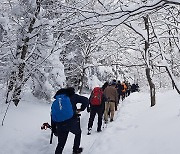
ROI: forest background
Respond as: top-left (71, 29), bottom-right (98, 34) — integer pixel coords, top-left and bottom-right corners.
top-left (0, 1), bottom-right (180, 154)
top-left (0, 0), bottom-right (180, 113)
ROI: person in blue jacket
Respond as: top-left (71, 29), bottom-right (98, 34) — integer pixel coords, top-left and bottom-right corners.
top-left (52, 87), bottom-right (88, 154)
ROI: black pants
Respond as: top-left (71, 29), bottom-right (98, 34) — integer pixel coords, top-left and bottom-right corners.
top-left (88, 106), bottom-right (104, 130)
top-left (122, 92), bottom-right (126, 101)
top-left (126, 90), bottom-right (130, 96)
top-left (55, 117), bottom-right (81, 154)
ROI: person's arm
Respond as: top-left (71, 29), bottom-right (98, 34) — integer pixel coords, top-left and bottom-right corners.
top-left (74, 94), bottom-right (89, 111)
top-left (89, 92), bottom-right (93, 107)
top-left (102, 94), bottom-right (107, 103)
top-left (87, 94), bottom-right (92, 112)
top-left (115, 89), bottom-right (119, 104)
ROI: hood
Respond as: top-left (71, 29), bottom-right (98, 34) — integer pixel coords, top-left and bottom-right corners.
top-left (54, 87), bottom-right (75, 99)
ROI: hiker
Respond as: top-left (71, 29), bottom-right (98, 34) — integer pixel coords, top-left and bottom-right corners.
top-left (121, 81), bottom-right (127, 101)
top-left (135, 83), bottom-right (139, 92)
top-left (131, 83), bottom-right (136, 92)
top-left (103, 80), bottom-right (118, 123)
top-left (51, 87), bottom-right (88, 154)
top-left (116, 80), bottom-right (123, 102)
top-left (131, 83), bottom-right (139, 92)
top-left (125, 81), bottom-right (131, 97)
top-left (87, 82), bottom-right (108, 135)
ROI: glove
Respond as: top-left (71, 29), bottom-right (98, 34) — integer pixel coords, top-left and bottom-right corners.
top-left (76, 109), bottom-right (81, 113)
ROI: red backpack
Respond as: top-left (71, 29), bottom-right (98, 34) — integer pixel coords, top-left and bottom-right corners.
top-left (90, 87), bottom-right (103, 106)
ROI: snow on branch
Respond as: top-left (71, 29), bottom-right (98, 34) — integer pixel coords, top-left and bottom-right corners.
top-left (63, 0), bottom-right (180, 28)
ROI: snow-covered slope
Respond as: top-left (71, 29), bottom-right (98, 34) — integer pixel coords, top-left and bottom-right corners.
top-left (0, 89), bottom-right (180, 154)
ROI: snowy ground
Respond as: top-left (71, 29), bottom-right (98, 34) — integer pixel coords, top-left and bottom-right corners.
top-left (1, 89), bottom-right (180, 154)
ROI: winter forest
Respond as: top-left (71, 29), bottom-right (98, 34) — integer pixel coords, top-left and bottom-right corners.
top-left (0, 0), bottom-right (179, 106)
top-left (0, 0), bottom-right (180, 154)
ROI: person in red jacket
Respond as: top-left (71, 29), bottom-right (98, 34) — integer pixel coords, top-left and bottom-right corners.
top-left (87, 82), bottom-right (108, 135)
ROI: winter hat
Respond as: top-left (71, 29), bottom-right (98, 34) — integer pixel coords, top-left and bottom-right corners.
top-left (111, 79), bottom-right (116, 85)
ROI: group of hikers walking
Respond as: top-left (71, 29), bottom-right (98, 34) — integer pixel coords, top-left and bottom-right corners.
top-left (87, 79), bottom-right (138, 135)
top-left (42, 80), bottom-right (139, 154)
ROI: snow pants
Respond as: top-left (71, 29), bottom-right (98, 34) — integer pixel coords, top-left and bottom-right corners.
top-left (55, 117), bottom-right (81, 154)
top-left (87, 106), bottom-right (104, 131)
top-left (104, 101), bottom-right (115, 121)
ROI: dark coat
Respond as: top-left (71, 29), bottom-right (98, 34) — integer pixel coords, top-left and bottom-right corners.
top-left (51, 87), bottom-right (88, 135)
top-left (116, 83), bottom-right (123, 95)
top-left (53, 88), bottom-right (88, 153)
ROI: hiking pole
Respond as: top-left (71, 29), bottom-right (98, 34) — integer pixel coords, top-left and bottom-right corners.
top-left (41, 123), bottom-right (53, 144)
top-left (50, 130), bottom-right (53, 144)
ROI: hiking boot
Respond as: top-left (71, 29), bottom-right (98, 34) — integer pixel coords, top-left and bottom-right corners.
top-left (73, 147), bottom-right (83, 154)
top-left (110, 119), bottom-right (113, 122)
top-left (87, 128), bottom-right (91, 135)
top-left (104, 120), bottom-right (108, 124)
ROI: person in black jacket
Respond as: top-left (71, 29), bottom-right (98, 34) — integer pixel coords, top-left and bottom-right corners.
top-left (116, 80), bottom-right (123, 103)
top-left (53, 87), bottom-right (88, 154)
top-left (87, 82), bottom-right (108, 135)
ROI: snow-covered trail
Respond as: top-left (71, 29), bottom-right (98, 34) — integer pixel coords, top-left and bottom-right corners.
top-left (1, 90), bottom-right (180, 154)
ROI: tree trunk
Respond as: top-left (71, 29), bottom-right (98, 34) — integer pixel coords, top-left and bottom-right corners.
top-left (144, 15), bottom-right (156, 107)
top-left (146, 67), bottom-right (156, 107)
top-left (5, 71), bottom-right (16, 103)
top-left (12, 62), bottom-right (26, 106)
top-left (77, 68), bottom-right (86, 94)
top-left (6, 0), bottom-right (41, 106)
top-left (165, 66), bottom-right (180, 94)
